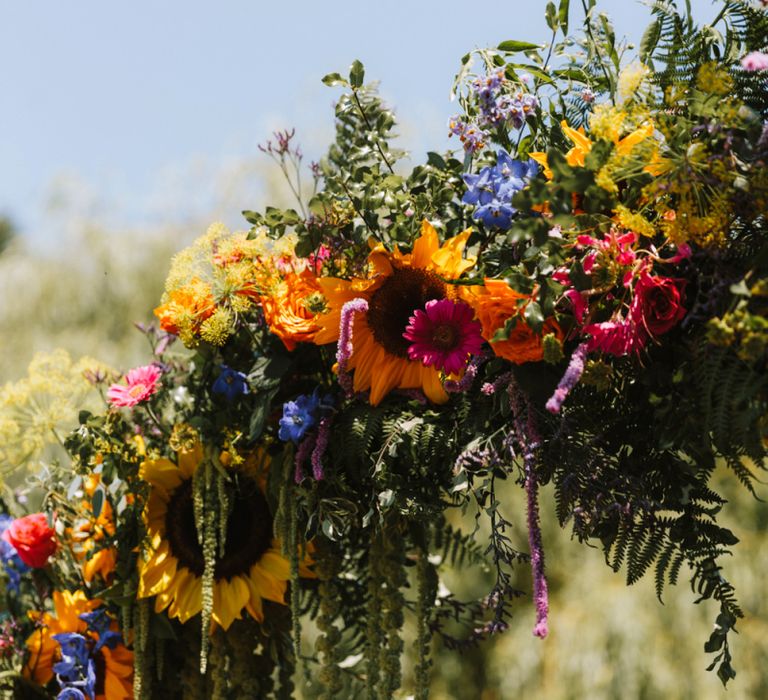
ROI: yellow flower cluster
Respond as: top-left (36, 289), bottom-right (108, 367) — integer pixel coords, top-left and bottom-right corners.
top-left (0, 350), bottom-right (111, 477)
top-left (155, 223), bottom-right (300, 347)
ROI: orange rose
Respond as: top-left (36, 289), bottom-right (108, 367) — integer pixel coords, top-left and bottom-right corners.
top-left (469, 279), bottom-right (563, 364)
top-left (261, 269), bottom-right (323, 350)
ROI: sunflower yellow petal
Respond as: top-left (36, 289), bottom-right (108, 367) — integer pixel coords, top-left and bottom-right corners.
top-left (177, 443), bottom-right (203, 479)
top-left (411, 220), bottom-right (440, 268)
top-left (250, 564), bottom-right (288, 604)
top-left (421, 367), bottom-right (449, 405)
top-left (212, 577), bottom-right (249, 631)
top-left (139, 458), bottom-right (182, 492)
top-left (431, 228), bottom-right (475, 278)
top-left (258, 550), bottom-right (291, 580)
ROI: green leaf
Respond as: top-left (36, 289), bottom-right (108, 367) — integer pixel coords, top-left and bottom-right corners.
top-left (497, 40), bottom-right (543, 52)
top-left (349, 60), bottom-right (365, 89)
top-left (321, 72), bottom-right (348, 87)
top-left (91, 489), bottom-right (104, 520)
top-left (639, 18), bottom-right (661, 62)
top-left (78, 410), bottom-right (92, 425)
top-left (524, 301), bottom-right (545, 332)
top-left (242, 210), bottom-right (263, 226)
top-left (545, 1), bottom-right (557, 31)
top-left (558, 0), bottom-right (570, 34)
top-left (248, 389), bottom-right (277, 442)
top-left (504, 272), bottom-right (535, 295)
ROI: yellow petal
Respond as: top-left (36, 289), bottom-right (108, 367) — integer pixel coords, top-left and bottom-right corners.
top-left (212, 577), bottom-right (249, 631)
top-left (616, 121), bottom-right (655, 156)
top-left (139, 458), bottom-right (182, 492)
top-left (421, 367), bottom-right (448, 405)
top-left (431, 228), bottom-right (475, 278)
top-left (411, 220), bottom-right (440, 268)
top-left (178, 443), bottom-right (203, 478)
top-left (250, 564), bottom-right (288, 604)
top-left (561, 120), bottom-right (592, 154)
top-left (258, 550), bottom-right (291, 580)
top-left (528, 151), bottom-right (552, 179)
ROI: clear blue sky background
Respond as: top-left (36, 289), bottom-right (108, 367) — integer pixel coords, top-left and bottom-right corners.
top-left (1, 0), bottom-right (717, 241)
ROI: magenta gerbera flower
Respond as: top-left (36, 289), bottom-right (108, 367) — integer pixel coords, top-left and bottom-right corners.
top-left (107, 364), bottom-right (163, 407)
top-left (403, 299), bottom-right (483, 375)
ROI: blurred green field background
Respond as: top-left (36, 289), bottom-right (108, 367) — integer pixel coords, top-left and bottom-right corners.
top-left (0, 167), bottom-right (765, 700)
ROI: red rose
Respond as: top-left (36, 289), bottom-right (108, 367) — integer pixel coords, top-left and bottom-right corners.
top-left (2, 513), bottom-right (57, 568)
top-left (632, 272), bottom-right (687, 337)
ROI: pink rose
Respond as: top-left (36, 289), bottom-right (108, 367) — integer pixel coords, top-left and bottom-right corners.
top-left (2, 513), bottom-right (57, 568)
top-left (632, 272), bottom-right (687, 337)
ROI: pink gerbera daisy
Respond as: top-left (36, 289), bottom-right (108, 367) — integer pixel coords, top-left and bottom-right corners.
top-left (403, 299), bottom-right (484, 375)
top-left (107, 364), bottom-right (163, 407)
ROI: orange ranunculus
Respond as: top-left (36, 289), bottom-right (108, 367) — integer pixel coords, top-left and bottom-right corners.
top-left (153, 278), bottom-right (216, 337)
top-left (260, 269), bottom-right (323, 350)
top-left (468, 279), bottom-right (563, 364)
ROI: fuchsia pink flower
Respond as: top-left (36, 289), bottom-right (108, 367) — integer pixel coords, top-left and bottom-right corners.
top-left (107, 364), bottom-right (163, 407)
top-left (403, 299), bottom-right (484, 375)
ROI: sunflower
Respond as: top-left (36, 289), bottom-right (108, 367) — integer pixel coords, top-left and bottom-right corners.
top-left (313, 220), bottom-right (476, 405)
top-left (138, 444), bottom-right (305, 631)
top-left (24, 590), bottom-right (133, 700)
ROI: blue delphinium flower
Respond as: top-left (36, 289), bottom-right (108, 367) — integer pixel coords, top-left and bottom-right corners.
top-left (0, 514), bottom-right (28, 593)
top-left (278, 390), bottom-right (333, 443)
top-left (462, 150), bottom-right (539, 229)
top-left (52, 632), bottom-right (96, 700)
top-left (80, 608), bottom-right (122, 652)
top-left (212, 365), bottom-right (250, 401)
top-left (57, 689), bottom-right (87, 700)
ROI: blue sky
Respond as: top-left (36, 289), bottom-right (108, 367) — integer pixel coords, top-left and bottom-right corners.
top-left (0, 0), bottom-right (717, 241)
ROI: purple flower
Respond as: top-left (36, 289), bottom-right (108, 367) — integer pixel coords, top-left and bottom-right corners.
top-left (337, 298), bottom-right (369, 396)
top-left (212, 365), bottom-right (249, 401)
top-left (463, 150), bottom-right (539, 229)
top-left (448, 116), bottom-right (487, 154)
top-left (546, 342), bottom-right (589, 414)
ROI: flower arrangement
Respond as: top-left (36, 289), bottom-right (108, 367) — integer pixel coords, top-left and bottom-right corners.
top-left (1, 1), bottom-right (767, 697)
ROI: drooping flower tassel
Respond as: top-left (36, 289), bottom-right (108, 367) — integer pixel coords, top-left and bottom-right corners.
top-left (509, 380), bottom-right (549, 639)
top-left (337, 298), bottom-right (369, 397)
top-left (524, 409), bottom-right (549, 638)
top-left (545, 342), bottom-right (588, 414)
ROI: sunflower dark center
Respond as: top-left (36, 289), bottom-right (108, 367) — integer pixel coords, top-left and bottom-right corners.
top-left (164, 476), bottom-right (273, 581)
top-left (432, 323), bottom-right (459, 351)
top-left (367, 266), bottom-right (446, 358)
top-left (94, 649), bottom-right (106, 696)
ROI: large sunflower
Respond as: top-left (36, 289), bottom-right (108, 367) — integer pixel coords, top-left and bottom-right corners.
top-left (138, 444), bottom-right (301, 631)
top-left (24, 590), bottom-right (133, 700)
top-left (313, 220), bottom-right (476, 405)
